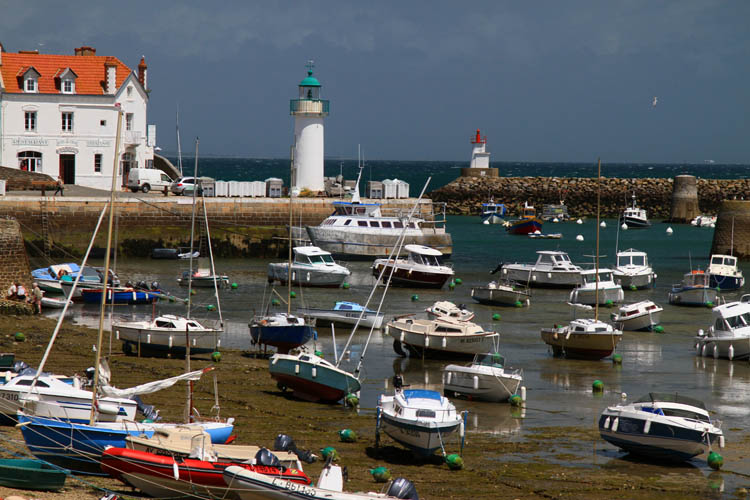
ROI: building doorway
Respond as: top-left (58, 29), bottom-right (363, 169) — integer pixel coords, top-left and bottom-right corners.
top-left (120, 152), bottom-right (135, 187)
top-left (59, 154), bottom-right (75, 185)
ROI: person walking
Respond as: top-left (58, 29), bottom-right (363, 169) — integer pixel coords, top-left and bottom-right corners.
top-left (54, 175), bottom-right (64, 196)
top-left (29, 282), bottom-right (43, 313)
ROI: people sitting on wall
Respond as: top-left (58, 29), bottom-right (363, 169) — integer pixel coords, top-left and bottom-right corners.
top-left (16, 283), bottom-right (27, 302)
top-left (6, 282), bottom-right (18, 300)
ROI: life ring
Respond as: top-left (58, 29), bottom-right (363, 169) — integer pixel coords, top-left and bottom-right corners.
top-left (260, 320), bottom-right (268, 326)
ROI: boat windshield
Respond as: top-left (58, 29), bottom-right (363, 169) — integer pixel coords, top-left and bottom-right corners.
top-left (631, 255), bottom-right (645, 266)
top-left (476, 353), bottom-right (504, 368)
top-left (685, 273), bottom-right (709, 287)
top-left (724, 312), bottom-right (750, 329)
top-left (309, 254), bottom-right (334, 265)
top-left (553, 254), bottom-right (571, 263)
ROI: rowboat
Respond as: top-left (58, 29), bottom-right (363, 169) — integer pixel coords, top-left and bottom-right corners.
top-left (0, 458), bottom-right (68, 491)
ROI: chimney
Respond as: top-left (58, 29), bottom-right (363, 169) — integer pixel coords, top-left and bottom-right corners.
top-left (74, 46), bottom-right (96, 56)
top-left (137, 56), bottom-right (147, 90)
top-left (105, 57), bottom-right (117, 95)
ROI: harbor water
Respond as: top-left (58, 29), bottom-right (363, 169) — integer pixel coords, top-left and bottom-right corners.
top-left (47, 214), bottom-right (750, 472)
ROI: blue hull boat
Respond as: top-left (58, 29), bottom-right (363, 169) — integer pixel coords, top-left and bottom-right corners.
top-left (249, 313), bottom-right (314, 354)
top-left (80, 288), bottom-right (163, 305)
top-left (17, 414), bottom-right (234, 475)
top-left (709, 274), bottom-right (744, 291)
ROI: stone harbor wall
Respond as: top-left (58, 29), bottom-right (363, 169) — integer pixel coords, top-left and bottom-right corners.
top-left (711, 200), bottom-right (750, 259)
top-left (0, 218), bottom-right (34, 314)
top-left (430, 176), bottom-right (750, 218)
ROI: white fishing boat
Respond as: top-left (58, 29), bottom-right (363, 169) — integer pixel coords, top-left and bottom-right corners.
top-left (377, 376), bottom-right (463, 456)
top-left (425, 301), bottom-right (474, 322)
top-left (177, 267), bottom-right (229, 288)
top-left (470, 280), bottom-right (531, 307)
top-left (268, 246), bottom-right (350, 288)
top-left (443, 352), bottom-right (523, 402)
top-left (569, 268), bottom-right (624, 306)
top-left (372, 244), bottom-right (454, 289)
top-left (599, 393), bottom-right (724, 461)
top-left (113, 314), bottom-right (221, 357)
top-left (269, 348), bottom-right (361, 403)
top-left (306, 168), bottom-right (452, 259)
top-left (386, 317), bottom-right (499, 359)
top-left (500, 250), bottom-right (583, 288)
top-left (224, 462), bottom-right (419, 500)
top-left (0, 374), bottom-right (136, 424)
top-left (668, 270), bottom-right (718, 306)
top-left (691, 215), bottom-right (716, 227)
top-left (611, 300), bottom-right (663, 331)
top-left (707, 254), bottom-right (744, 291)
top-left (613, 248), bottom-right (656, 290)
top-left (297, 301), bottom-right (384, 329)
top-left (619, 193), bottom-right (650, 228)
top-left (695, 296), bottom-right (750, 360)
top-left (480, 197), bottom-right (506, 225)
top-left (541, 318), bottom-right (622, 360)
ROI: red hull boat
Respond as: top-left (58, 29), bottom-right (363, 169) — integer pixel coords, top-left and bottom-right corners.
top-left (101, 447), bottom-right (310, 498)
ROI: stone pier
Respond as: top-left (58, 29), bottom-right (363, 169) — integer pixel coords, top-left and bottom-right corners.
top-left (670, 175), bottom-right (700, 223)
top-left (710, 200), bottom-right (750, 259)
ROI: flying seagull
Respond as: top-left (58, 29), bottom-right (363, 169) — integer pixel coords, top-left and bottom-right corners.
top-left (652, 96), bottom-right (658, 107)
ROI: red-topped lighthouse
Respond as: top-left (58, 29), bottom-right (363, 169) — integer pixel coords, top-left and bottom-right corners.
top-left (461, 129), bottom-right (498, 177)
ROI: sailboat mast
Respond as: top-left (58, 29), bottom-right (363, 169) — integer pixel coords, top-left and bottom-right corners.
top-left (595, 158), bottom-right (601, 322)
top-left (288, 145), bottom-right (294, 316)
top-left (187, 138), bottom-right (199, 320)
top-left (89, 108), bottom-right (124, 426)
top-left (176, 107), bottom-right (183, 176)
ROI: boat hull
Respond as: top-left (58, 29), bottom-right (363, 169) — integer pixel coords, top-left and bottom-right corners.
top-left (268, 263), bottom-right (349, 288)
top-left (372, 263), bottom-right (452, 289)
top-left (249, 325), bottom-right (314, 354)
top-left (470, 286), bottom-right (530, 306)
top-left (506, 218), bottom-right (543, 235)
top-left (177, 276), bottom-right (229, 287)
top-left (0, 459), bottom-right (68, 491)
top-left (296, 308), bottom-right (383, 329)
top-left (379, 412), bottom-right (460, 456)
top-left (387, 326), bottom-right (499, 359)
top-left (569, 286), bottom-right (624, 306)
top-left (598, 415), bottom-right (720, 461)
top-left (481, 213), bottom-right (504, 224)
top-left (620, 216), bottom-right (651, 228)
top-left (668, 288), bottom-right (718, 306)
top-left (80, 288), bottom-right (162, 305)
top-left (708, 274), bottom-right (744, 291)
top-left (614, 311), bottom-right (662, 331)
top-left (614, 272), bottom-right (655, 290)
top-left (540, 329), bottom-right (621, 360)
top-left (306, 226), bottom-right (453, 259)
top-left (500, 267), bottom-right (581, 288)
top-left (695, 336), bottom-right (750, 360)
top-left (115, 325), bottom-right (220, 357)
top-left (269, 358), bottom-right (361, 403)
top-left (442, 367), bottom-right (521, 402)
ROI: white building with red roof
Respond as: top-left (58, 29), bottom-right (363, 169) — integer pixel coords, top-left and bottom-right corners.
top-left (0, 45), bottom-right (155, 189)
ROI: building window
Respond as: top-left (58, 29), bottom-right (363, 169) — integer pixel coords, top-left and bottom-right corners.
top-left (94, 154), bottom-right (102, 173)
top-left (25, 78), bottom-right (37, 93)
top-left (24, 111), bottom-right (37, 131)
top-left (18, 151), bottom-right (42, 172)
top-left (120, 152), bottom-right (135, 176)
top-left (127, 86), bottom-right (133, 97)
top-left (125, 113), bottom-right (133, 131)
top-left (61, 112), bottom-right (73, 132)
top-left (62, 79), bottom-right (74, 94)
top-left (100, 119), bottom-right (107, 126)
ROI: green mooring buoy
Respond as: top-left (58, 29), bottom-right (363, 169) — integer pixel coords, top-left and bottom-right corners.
top-left (369, 466), bottom-right (391, 483)
top-left (338, 429), bottom-right (357, 443)
top-left (592, 380), bottom-right (604, 392)
top-left (707, 451), bottom-right (723, 470)
top-left (231, 282), bottom-right (238, 289)
top-left (653, 325), bottom-right (664, 333)
top-left (411, 294), bottom-right (419, 301)
top-left (14, 332), bottom-right (25, 342)
top-left (211, 351), bottom-right (222, 363)
top-left (345, 393), bottom-right (359, 407)
top-left (320, 446), bottom-right (339, 462)
top-left (445, 454), bottom-right (464, 470)
top-left (612, 353), bottom-right (623, 365)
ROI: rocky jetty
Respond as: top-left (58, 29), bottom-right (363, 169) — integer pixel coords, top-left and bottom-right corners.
top-left (430, 176), bottom-right (750, 219)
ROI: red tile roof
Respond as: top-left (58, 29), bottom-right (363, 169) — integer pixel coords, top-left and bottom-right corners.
top-left (1, 51), bottom-right (133, 95)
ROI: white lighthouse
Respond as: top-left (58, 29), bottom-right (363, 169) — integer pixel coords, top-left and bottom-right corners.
top-left (469, 129), bottom-right (490, 168)
top-left (290, 61), bottom-right (329, 192)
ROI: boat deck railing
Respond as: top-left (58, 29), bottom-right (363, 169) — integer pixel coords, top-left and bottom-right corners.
top-left (380, 202), bottom-right (448, 234)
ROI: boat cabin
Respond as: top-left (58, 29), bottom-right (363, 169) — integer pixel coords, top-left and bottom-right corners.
top-left (331, 201), bottom-right (381, 217)
top-left (393, 389), bottom-right (453, 420)
top-left (617, 249), bottom-right (648, 268)
top-left (405, 244), bottom-right (445, 267)
top-left (569, 318), bottom-right (615, 333)
top-left (682, 271), bottom-right (710, 288)
top-left (633, 393), bottom-right (710, 423)
top-left (708, 254), bottom-right (739, 273)
top-left (534, 251), bottom-right (577, 270)
top-left (581, 269), bottom-right (615, 285)
top-left (333, 301), bottom-right (371, 312)
top-left (293, 246), bottom-right (336, 266)
top-left (711, 301), bottom-right (750, 333)
top-left (521, 202), bottom-right (536, 219)
top-left (152, 315), bottom-right (204, 330)
top-left (482, 199), bottom-right (507, 216)
top-left (474, 352), bottom-right (505, 368)
top-left (617, 301), bottom-right (661, 317)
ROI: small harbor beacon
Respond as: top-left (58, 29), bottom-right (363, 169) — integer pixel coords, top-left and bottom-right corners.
top-left (290, 61), bottom-right (328, 192)
top-left (461, 129), bottom-right (498, 177)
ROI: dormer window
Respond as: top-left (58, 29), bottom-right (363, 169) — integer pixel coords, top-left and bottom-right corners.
top-left (19, 67), bottom-right (41, 93)
top-left (62, 79), bottom-right (74, 93)
top-left (55, 68), bottom-right (77, 94)
top-left (25, 78), bottom-right (38, 92)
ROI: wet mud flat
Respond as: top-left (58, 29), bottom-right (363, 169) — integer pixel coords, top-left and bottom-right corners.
top-left (0, 315), bottom-right (748, 499)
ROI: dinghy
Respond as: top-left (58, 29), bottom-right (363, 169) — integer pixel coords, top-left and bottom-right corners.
top-left (0, 458), bottom-right (68, 491)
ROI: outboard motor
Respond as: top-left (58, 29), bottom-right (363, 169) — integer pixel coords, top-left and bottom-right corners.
top-left (13, 361), bottom-right (29, 374)
top-left (392, 374), bottom-right (404, 391)
top-left (133, 395), bottom-right (160, 421)
top-left (136, 280), bottom-right (148, 290)
top-left (85, 366), bottom-right (96, 380)
top-left (150, 281), bottom-right (160, 291)
top-left (386, 478), bottom-right (419, 500)
top-left (273, 434), bottom-right (317, 463)
top-left (255, 447), bottom-right (281, 467)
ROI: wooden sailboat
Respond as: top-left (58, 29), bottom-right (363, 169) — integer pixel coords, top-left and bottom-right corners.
top-left (540, 159), bottom-right (622, 359)
top-left (249, 146), bottom-right (314, 354)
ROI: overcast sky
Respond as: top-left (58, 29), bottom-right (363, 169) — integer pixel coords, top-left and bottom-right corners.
top-left (2, 1), bottom-right (748, 163)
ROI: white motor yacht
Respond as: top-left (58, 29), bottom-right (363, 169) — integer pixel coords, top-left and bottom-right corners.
top-left (541, 318), bottom-right (622, 360)
top-left (500, 250), bottom-right (583, 288)
top-left (268, 246), bottom-right (350, 288)
top-left (386, 317), bottom-right (499, 359)
top-left (569, 269), bottom-right (624, 306)
top-left (611, 300), bottom-right (663, 331)
top-left (613, 248), bottom-right (656, 290)
top-left (619, 193), bottom-right (650, 228)
top-left (443, 352), bottom-right (523, 402)
top-left (425, 301), bottom-right (474, 322)
top-left (372, 245), bottom-right (454, 289)
top-left (668, 270), bottom-right (718, 307)
top-left (695, 296), bottom-right (750, 360)
top-left (707, 254), bottom-right (744, 291)
top-left (113, 314), bottom-right (221, 357)
top-left (599, 393), bottom-right (724, 461)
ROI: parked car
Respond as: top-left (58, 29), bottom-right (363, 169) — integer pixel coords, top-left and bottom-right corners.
top-left (170, 176), bottom-right (205, 196)
top-left (127, 168), bottom-right (174, 193)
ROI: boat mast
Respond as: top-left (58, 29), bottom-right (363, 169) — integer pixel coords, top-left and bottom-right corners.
top-left (89, 108), bottom-right (124, 425)
top-left (176, 106), bottom-right (184, 176)
top-left (287, 145), bottom-right (293, 316)
top-left (187, 138), bottom-right (199, 320)
top-left (595, 158), bottom-right (601, 322)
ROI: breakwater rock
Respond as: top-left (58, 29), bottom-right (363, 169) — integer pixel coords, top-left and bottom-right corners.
top-left (430, 176), bottom-right (750, 218)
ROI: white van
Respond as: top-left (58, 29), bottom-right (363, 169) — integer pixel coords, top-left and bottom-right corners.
top-left (127, 168), bottom-right (174, 193)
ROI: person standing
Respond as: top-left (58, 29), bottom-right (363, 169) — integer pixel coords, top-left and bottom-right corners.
top-left (30, 283), bottom-right (43, 313)
top-left (54, 175), bottom-right (64, 196)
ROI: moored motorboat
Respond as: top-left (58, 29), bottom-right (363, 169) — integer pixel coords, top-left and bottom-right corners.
top-left (425, 300), bottom-right (474, 322)
top-left (542, 203), bottom-right (570, 222)
top-left (470, 279), bottom-right (531, 307)
top-left (695, 296), bottom-right (750, 360)
top-left (377, 376), bottom-right (463, 456)
top-left (268, 246), bottom-right (351, 288)
top-left (613, 248), bottom-right (656, 290)
top-left (386, 317), bottom-right (499, 359)
top-left (297, 301), bottom-right (384, 329)
top-left (619, 193), bottom-right (650, 228)
top-left (480, 197), bottom-right (506, 225)
top-left (541, 318), bottom-right (622, 360)
top-left (707, 254), bottom-right (744, 291)
top-left (599, 393), bottom-right (724, 461)
top-left (505, 202), bottom-right (543, 235)
top-left (79, 285), bottom-right (164, 305)
top-left (569, 268), bottom-right (624, 306)
top-left (500, 250), bottom-right (583, 288)
top-left (178, 267), bottom-right (229, 288)
top-left (443, 352), bottom-right (523, 402)
top-left (249, 313), bottom-right (315, 354)
top-left (372, 244), bottom-right (454, 289)
top-left (269, 348), bottom-right (361, 403)
top-left (668, 270), bottom-right (718, 306)
top-left (611, 300), bottom-right (663, 331)
top-left (113, 314), bottom-right (221, 357)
